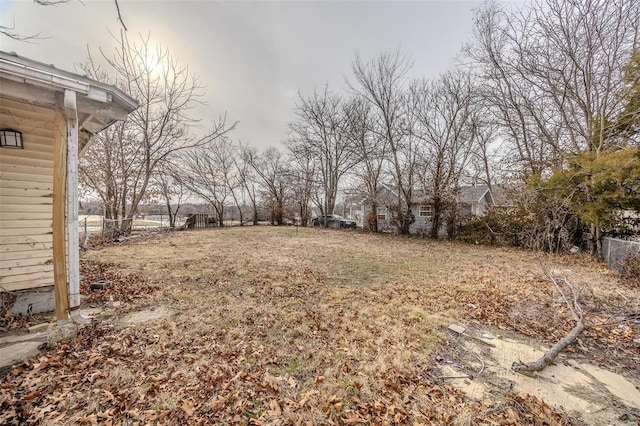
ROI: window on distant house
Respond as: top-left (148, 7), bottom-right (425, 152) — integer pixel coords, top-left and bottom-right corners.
top-left (419, 205), bottom-right (432, 218)
top-left (376, 207), bottom-right (387, 221)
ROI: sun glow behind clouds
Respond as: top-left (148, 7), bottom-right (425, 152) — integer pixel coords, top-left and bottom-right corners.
top-left (141, 48), bottom-right (166, 79)
top-left (0, 0), bottom-right (480, 149)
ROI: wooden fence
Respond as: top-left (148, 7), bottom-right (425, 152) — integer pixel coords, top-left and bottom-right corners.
top-left (184, 214), bottom-right (217, 229)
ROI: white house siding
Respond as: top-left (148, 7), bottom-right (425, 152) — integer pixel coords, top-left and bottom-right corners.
top-left (0, 97), bottom-right (54, 291)
top-left (409, 209), bottom-right (431, 235)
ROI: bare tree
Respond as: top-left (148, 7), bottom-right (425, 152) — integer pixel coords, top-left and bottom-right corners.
top-left (467, 0), bottom-right (639, 253)
top-left (289, 87), bottom-right (357, 221)
top-left (343, 95), bottom-right (388, 232)
top-left (466, 2), bottom-right (561, 177)
top-left (245, 147), bottom-right (288, 225)
top-left (286, 142), bottom-right (316, 226)
top-left (80, 32), bottom-right (235, 235)
top-left (181, 139), bottom-right (237, 226)
top-left (349, 50), bottom-right (416, 234)
top-left (153, 162), bottom-right (187, 228)
top-left (466, 111), bottom-right (500, 191)
top-left (79, 120), bottom-right (142, 237)
top-left (237, 144), bottom-right (261, 225)
top-left (411, 69), bottom-right (477, 238)
top-left (213, 139), bottom-right (244, 225)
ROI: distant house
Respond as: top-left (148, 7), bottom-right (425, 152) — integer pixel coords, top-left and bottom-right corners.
top-left (457, 185), bottom-right (496, 216)
top-left (359, 184), bottom-right (505, 234)
top-left (0, 51), bottom-right (138, 320)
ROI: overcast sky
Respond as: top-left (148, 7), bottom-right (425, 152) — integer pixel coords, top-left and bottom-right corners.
top-left (1, 0), bottom-right (485, 149)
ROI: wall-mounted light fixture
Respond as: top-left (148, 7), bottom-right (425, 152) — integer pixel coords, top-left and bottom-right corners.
top-left (0, 129), bottom-right (23, 149)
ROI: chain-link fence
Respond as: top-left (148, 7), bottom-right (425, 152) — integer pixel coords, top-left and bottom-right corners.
top-left (78, 215), bottom-right (186, 242)
top-left (602, 237), bottom-right (640, 272)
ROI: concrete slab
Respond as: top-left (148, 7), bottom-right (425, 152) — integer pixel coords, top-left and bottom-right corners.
top-left (6, 287), bottom-right (54, 316)
top-left (0, 341), bottom-right (41, 368)
top-left (448, 323), bottom-right (466, 334)
top-left (0, 332), bottom-right (48, 345)
top-left (78, 307), bottom-right (103, 317)
top-left (28, 323), bottom-right (51, 334)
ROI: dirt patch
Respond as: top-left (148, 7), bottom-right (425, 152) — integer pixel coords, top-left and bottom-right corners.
top-left (121, 306), bottom-right (173, 326)
top-left (437, 325), bottom-right (640, 425)
top-left (580, 364), bottom-right (640, 410)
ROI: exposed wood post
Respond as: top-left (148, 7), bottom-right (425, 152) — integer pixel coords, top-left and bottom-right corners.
top-left (53, 94), bottom-right (69, 324)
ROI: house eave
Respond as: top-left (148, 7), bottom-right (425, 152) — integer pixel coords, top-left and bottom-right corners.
top-left (0, 50), bottom-right (139, 132)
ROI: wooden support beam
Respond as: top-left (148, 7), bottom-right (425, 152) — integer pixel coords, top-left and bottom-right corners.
top-left (53, 93), bottom-right (69, 324)
top-left (65, 89), bottom-right (81, 310)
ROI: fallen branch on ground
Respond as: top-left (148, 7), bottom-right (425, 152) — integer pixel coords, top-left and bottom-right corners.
top-left (511, 270), bottom-right (585, 373)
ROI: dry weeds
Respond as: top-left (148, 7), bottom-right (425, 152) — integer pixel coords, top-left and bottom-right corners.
top-left (1, 226), bottom-right (638, 425)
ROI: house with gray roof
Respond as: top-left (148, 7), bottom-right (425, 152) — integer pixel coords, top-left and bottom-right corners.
top-left (457, 185), bottom-right (496, 216)
top-left (358, 184), bottom-right (506, 235)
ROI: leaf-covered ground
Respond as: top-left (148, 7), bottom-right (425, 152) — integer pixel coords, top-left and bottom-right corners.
top-left (1, 227), bottom-right (638, 425)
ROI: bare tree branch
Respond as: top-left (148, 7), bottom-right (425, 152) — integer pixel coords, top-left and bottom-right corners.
top-left (2, 0), bottom-right (128, 41)
top-left (511, 268), bottom-right (586, 373)
top-left (113, 0), bottom-right (127, 31)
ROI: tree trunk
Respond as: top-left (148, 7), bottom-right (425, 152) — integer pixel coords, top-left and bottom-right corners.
top-left (446, 201), bottom-right (458, 239)
top-left (275, 197), bottom-right (284, 225)
top-left (216, 205), bottom-right (224, 227)
top-left (431, 197), bottom-right (442, 239)
top-left (367, 201), bottom-right (378, 232)
top-left (120, 217), bottom-right (133, 234)
top-left (253, 205), bottom-right (259, 225)
top-left (593, 224), bottom-right (602, 256)
top-left (401, 209), bottom-right (413, 234)
top-left (237, 206), bottom-right (244, 226)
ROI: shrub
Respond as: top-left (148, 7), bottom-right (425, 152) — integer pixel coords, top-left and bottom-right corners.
top-left (456, 212), bottom-right (502, 245)
top-left (456, 188), bottom-right (587, 252)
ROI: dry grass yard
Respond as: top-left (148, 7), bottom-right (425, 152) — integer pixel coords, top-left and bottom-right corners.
top-left (1, 226), bottom-right (639, 425)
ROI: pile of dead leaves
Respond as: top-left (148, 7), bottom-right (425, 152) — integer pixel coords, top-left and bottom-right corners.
top-left (0, 313), bottom-right (578, 426)
top-left (502, 393), bottom-right (576, 426)
top-left (80, 260), bottom-right (159, 305)
top-left (460, 279), bottom-right (640, 373)
top-left (0, 230), bottom-right (609, 424)
top-left (459, 274), bottom-right (576, 341)
top-left (84, 235), bottom-right (115, 250)
top-left (0, 312), bottom-right (29, 333)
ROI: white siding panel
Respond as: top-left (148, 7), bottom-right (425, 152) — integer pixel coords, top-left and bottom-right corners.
top-left (0, 96), bottom-right (55, 290)
top-left (1, 212), bottom-right (52, 220)
top-left (0, 163), bottom-right (54, 177)
top-left (0, 156), bottom-right (53, 168)
top-left (0, 226), bottom-right (52, 235)
top-left (0, 256), bottom-right (52, 270)
top-left (0, 242), bottom-right (52, 253)
top-left (0, 249), bottom-right (51, 261)
top-left (0, 180), bottom-right (53, 191)
top-left (0, 148), bottom-right (54, 162)
top-left (0, 195), bottom-right (53, 204)
top-left (0, 204), bottom-right (52, 213)
top-left (0, 234), bottom-right (52, 245)
top-left (1, 278), bottom-right (52, 292)
top-left (1, 264), bottom-right (53, 278)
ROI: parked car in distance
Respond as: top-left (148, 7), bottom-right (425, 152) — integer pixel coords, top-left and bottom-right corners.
top-left (311, 214), bottom-right (357, 229)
